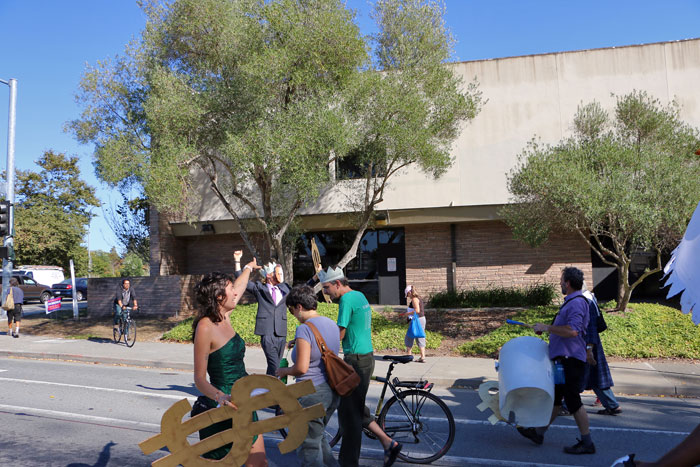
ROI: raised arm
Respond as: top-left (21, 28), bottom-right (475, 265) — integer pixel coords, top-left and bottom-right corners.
top-left (233, 250), bottom-right (243, 272)
top-left (231, 258), bottom-right (260, 307)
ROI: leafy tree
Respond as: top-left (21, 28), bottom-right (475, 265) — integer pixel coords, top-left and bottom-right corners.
top-left (502, 91), bottom-right (700, 311)
top-left (105, 192), bottom-right (150, 265)
top-left (14, 151), bottom-right (100, 277)
top-left (120, 251), bottom-right (147, 277)
top-left (90, 248), bottom-right (122, 277)
top-left (335, 0), bottom-right (481, 267)
top-left (69, 0), bottom-right (480, 280)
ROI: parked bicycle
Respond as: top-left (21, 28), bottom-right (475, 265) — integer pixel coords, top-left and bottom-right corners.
top-left (279, 354), bottom-right (455, 464)
top-left (113, 306), bottom-right (136, 347)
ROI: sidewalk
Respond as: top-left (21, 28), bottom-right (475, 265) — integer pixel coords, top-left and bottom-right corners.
top-left (0, 333), bottom-right (698, 397)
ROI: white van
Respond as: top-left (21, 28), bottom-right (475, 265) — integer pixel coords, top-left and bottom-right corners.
top-left (15, 265), bottom-right (65, 287)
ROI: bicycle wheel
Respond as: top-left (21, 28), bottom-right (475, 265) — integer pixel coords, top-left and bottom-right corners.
top-left (378, 390), bottom-right (455, 464)
top-left (113, 317), bottom-right (123, 343)
top-left (124, 319), bottom-right (136, 347)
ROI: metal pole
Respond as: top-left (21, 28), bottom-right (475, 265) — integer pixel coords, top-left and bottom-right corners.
top-left (0, 78), bottom-right (17, 321)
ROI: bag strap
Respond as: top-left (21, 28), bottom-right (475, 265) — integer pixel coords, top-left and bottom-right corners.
top-left (304, 320), bottom-right (330, 356)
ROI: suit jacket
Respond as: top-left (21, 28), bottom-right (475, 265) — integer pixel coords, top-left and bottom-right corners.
top-left (234, 270), bottom-right (289, 337)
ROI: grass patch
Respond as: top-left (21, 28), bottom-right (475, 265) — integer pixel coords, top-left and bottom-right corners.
top-left (429, 283), bottom-right (556, 308)
top-left (458, 302), bottom-right (700, 359)
top-left (162, 302), bottom-right (442, 351)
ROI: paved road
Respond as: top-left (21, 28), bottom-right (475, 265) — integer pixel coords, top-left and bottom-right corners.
top-left (0, 358), bottom-right (696, 466)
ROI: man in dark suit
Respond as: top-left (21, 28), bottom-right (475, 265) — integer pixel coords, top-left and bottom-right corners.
top-left (234, 250), bottom-right (289, 375)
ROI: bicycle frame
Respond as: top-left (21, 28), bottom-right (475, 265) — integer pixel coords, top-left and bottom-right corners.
top-left (371, 361), bottom-right (434, 434)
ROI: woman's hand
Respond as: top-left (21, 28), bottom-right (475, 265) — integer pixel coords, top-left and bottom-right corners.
top-left (533, 323), bottom-right (548, 335)
top-left (275, 367), bottom-right (288, 378)
top-left (233, 250), bottom-right (243, 262)
top-left (246, 258), bottom-right (261, 271)
top-left (215, 392), bottom-right (238, 409)
top-left (287, 339), bottom-right (296, 349)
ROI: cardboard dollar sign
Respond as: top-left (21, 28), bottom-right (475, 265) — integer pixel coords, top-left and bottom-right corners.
top-left (139, 375), bottom-right (325, 466)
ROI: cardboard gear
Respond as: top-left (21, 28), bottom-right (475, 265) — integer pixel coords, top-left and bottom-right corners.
top-left (259, 262), bottom-right (279, 279)
top-left (139, 374), bottom-right (325, 466)
top-left (311, 238), bottom-right (332, 303)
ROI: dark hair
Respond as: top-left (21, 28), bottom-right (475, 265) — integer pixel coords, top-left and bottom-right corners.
top-left (192, 272), bottom-right (232, 341)
top-left (286, 285), bottom-right (318, 311)
top-left (122, 278), bottom-right (130, 285)
top-left (9, 278), bottom-right (18, 287)
top-left (562, 267), bottom-right (584, 291)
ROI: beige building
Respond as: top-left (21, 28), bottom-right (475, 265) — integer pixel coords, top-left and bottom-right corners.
top-left (149, 38), bottom-right (700, 306)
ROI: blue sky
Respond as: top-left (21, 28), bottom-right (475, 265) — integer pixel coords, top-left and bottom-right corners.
top-left (1, 0), bottom-right (699, 253)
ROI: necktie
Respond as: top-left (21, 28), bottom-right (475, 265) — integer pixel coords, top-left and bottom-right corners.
top-left (272, 286), bottom-right (278, 305)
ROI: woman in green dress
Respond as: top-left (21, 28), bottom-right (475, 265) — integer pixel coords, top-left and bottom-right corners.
top-left (192, 262), bottom-right (267, 466)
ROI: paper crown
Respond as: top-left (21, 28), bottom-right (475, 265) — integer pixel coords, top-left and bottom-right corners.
top-left (318, 266), bottom-right (345, 283)
top-left (259, 262), bottom-right (279, 278)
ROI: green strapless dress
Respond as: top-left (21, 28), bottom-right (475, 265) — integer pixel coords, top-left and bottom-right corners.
top-left (198, 333), bottom-right (257, 460)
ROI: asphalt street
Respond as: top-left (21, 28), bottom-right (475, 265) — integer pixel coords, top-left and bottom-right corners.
top-left (0, 357), bottom-right (697, 466)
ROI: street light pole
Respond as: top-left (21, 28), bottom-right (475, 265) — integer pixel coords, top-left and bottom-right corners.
top-left (0, 78), bottom-right (17, 319)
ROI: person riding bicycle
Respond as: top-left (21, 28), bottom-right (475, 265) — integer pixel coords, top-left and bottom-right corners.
top-left (114, 278), bottom-right (138, 325)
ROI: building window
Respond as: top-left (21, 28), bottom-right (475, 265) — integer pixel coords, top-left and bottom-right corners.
top-left (293, 228), bottom-right (404, 303)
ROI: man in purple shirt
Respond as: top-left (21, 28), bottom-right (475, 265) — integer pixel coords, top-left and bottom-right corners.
top-left (516, 267), bottom-right (595, 455)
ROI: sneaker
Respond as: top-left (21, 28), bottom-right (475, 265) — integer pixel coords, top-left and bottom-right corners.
top-left (598, 407), bottom-right (622, 415)
top-left (516, 426), bottom-right (544, 445)
top-left (592, 398), bottom-right (602, 407)
top-left (12, 333), bottom-right (18, 338)
top-left (559, 407), bottom-right (572, 416)
top-left (564, 439), bottom-right (595, 454)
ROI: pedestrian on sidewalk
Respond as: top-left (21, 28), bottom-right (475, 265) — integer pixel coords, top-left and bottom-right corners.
top-left (276, 285), bottom-right (341, 467)
top-left (234, 250), bottom-right (290, 377)
top-left (319, 266), bottom-right (402, 467)
top-left (399, 285), bottom-right (427, 362)
top-left (191, 264), bottom-right (267, 465)
top-left (5, 278), bottom-right (23, 338)
top-left (516, 267), bottom-right (596, 455)
top-left (582, 284), bottom-right (622, 416)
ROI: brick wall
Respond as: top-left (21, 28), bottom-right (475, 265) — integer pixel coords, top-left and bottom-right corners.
top-left (405, 221), bottom-right (592, 296)
top-left (149, 209), bottom-right (188, 276)
top-left (88, 273), bottom-right (259, 319)
top-left (88, 276), bottom-right (185, 317)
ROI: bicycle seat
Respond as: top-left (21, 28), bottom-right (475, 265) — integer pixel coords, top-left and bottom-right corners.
top-left (383, 355), bottom-right (414, 364)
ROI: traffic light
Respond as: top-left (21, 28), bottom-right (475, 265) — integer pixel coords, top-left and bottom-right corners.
top-left (0, 201), bottom-right (10, 237)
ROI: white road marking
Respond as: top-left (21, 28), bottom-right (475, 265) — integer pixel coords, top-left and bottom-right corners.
top-left (0, 376), bottom-right (196, 401)
top-left (455, 418), bottom-right (691, 436)
top-left (0, 403), bottom-right (161, 430)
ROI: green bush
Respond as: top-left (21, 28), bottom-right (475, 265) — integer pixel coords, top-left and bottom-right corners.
top-left (458, 303), bottom-right (700, 359)
top-left (429, 283), bottom-right (557, 308)
top-left (162, 302), bottom-right (442, 351)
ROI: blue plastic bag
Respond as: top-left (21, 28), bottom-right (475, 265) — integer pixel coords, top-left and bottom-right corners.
top-left (407, 311), bottom-right (426, 339)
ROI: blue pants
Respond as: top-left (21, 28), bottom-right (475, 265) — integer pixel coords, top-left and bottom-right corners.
top-left (593, 386), bottom-right (619, 410)
top-left (297, 381), bottom-right (340, 466)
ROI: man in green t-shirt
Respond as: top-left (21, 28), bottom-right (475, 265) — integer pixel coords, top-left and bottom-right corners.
top-left (320, 267), bottom-right (401, 467)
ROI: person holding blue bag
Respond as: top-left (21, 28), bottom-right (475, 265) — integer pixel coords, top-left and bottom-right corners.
top-left (400, 286), bottom-right (427, 362)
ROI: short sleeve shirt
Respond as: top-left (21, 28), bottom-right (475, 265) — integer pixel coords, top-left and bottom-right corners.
top-left (549, 291), bottom-right (589, 362)
top-left (291, 316), bottom-right (341, 387)
top-left (337, 290), bottom-right (373, 355)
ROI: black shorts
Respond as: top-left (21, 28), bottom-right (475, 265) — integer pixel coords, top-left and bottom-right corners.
top-left (553, 356), bottom-right (585, 414)
top-left (7, 304), bottom-right (22, 323)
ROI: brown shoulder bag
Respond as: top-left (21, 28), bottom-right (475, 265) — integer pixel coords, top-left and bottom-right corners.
top-left (304, 321), bottom-right (361, 397)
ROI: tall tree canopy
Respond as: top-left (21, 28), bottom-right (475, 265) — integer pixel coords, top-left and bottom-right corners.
top-left (69, 0), bottom-right (481, 279)
top-left (14, 151), bottom-right (100, 276)
top-left (502, 91), bottom-right (700, 310)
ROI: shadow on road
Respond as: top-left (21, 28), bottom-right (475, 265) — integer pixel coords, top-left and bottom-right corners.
top-left (66, 441), bottom-right (115, 467)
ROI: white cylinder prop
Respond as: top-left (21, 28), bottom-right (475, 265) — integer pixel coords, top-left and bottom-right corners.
top-left (498, 336), bottom-right (554, 427)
